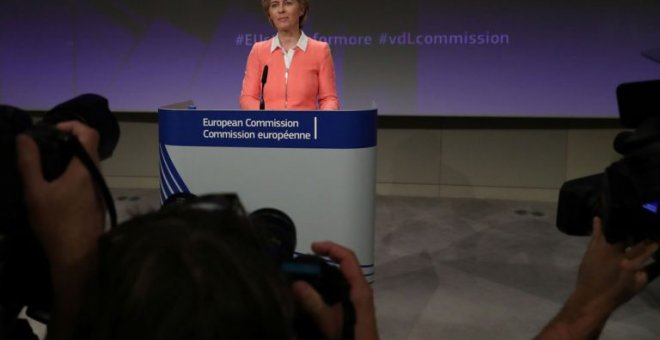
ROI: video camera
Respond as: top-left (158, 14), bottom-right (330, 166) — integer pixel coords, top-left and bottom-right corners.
top-left (557, 80), bottom-right (660, 244)
top-left (0, 94), bottom-right (119, 328)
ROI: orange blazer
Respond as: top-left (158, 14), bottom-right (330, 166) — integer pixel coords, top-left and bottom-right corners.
top-left (239, 37), bottom-right (339, 110)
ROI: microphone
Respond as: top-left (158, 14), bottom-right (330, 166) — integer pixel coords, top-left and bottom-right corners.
top-left (260, 65), bottom-right (269, 110)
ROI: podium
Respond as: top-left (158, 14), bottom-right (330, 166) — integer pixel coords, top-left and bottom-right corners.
top-left (158, 105), bottom-right (378, 280)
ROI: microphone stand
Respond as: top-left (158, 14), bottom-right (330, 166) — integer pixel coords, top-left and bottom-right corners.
top-left (260, 65), bottom-right (268, 110)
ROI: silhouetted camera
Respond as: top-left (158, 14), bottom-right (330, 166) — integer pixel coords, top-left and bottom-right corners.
top-left (249, 207), bottom-right (351, 307)
top-left (0, 94), bottom-right (119, 326)
top-left (557, 80), bottom-right (660, 243)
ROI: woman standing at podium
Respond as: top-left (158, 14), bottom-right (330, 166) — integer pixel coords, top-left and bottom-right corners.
top-left (240, 0), bottom-right (340, 110)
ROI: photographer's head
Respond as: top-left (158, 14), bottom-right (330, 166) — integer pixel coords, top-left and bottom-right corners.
top-left (88, 202), bottom-right (295, 340)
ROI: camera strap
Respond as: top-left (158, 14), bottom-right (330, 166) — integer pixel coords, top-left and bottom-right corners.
top-left (645, 260), bottom-right (660, 283)
top-left (341, 296), bottom-right (356, 340)
top-left (69, 136), bottom-right (117, 229)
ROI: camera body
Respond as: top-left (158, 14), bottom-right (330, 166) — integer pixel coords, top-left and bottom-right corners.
top-left (0, 94), bottom-right (119, 325)
top-left (557, 80), bottom-right (660, 243)
top-left (248, 207), bottom-right (351, 306)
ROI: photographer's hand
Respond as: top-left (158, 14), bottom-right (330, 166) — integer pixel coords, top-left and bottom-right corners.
top-left (535, 217), bottom-right (659, 340)
top-left (17, 121), bottom-right (104, 267)
top-left (292, 241), bottom-right (379, 340)
top-left (17, 121), bottom-right (105, 340)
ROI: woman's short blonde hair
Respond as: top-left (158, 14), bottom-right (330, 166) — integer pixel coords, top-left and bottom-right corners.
top-left (261, 0), bottom-right (309, 28)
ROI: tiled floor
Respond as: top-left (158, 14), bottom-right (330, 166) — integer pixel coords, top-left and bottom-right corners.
top-left (373, 196), bottom-right (660, 340)
top-left (24, 191), bottom-right (660, 339)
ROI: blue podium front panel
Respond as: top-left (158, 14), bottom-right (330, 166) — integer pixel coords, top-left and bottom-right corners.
top-left (159, 109), bottom-right (376, 149)
top-left (159, 108), bottom-right (377, 281)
